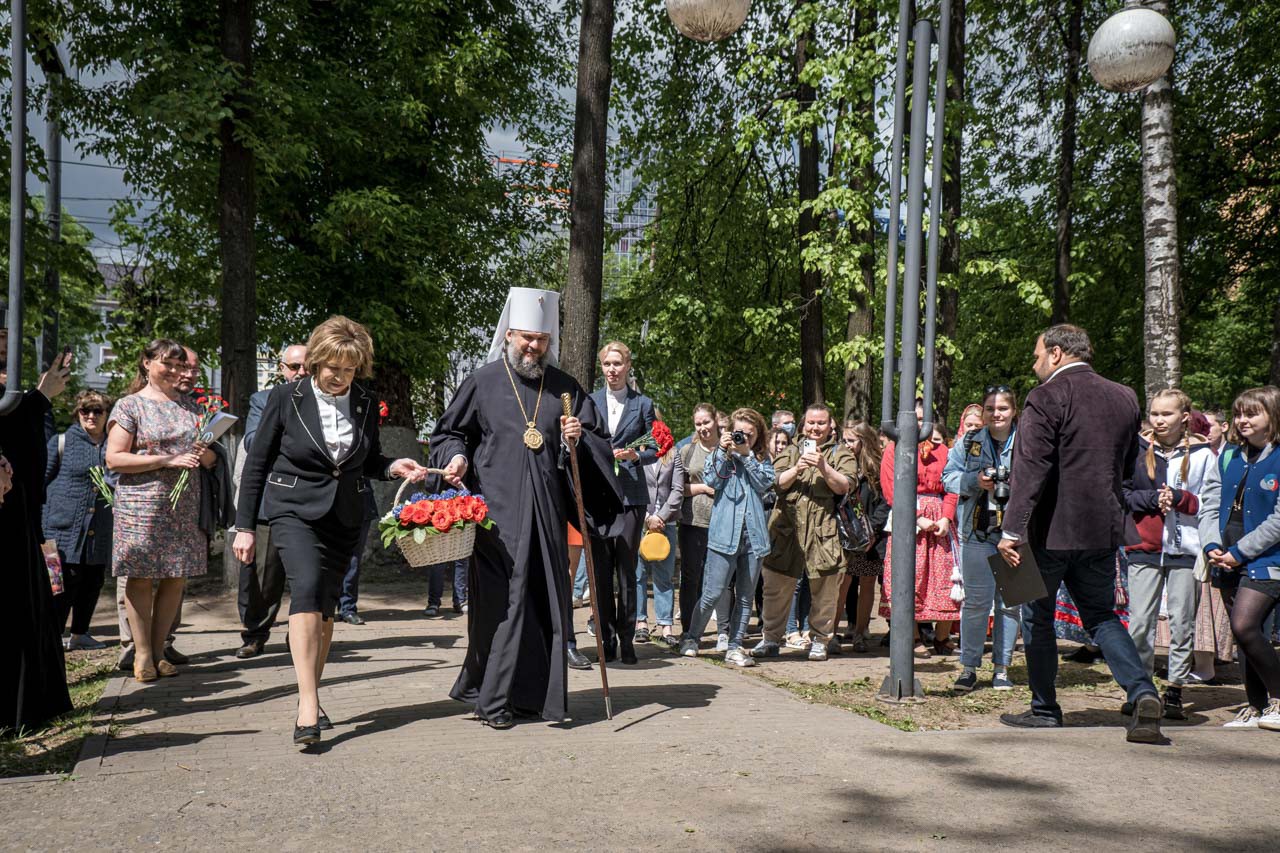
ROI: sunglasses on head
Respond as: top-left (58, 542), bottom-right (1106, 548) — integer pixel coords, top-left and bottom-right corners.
top-left (79, 407), bottom-right (105, 416)
top-left (984, 384), bottom-right (1013, 397)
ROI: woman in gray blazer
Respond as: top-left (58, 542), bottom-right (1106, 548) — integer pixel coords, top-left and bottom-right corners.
top-left (635, 445), bottom-right (686, 645)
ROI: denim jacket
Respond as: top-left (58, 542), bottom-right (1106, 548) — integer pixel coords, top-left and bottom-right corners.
top-left (704, 447), bottom-right (775, 558)
top-left (941, 426), bottom-right (1015, 543)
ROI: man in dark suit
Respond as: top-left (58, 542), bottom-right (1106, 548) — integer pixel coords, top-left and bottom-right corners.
top-left (996, 324), bottom-right (1164, 743)
top-left (583, 341), bottom-right (657, 665)
top-left (235, 344), bottom-right (307, 658)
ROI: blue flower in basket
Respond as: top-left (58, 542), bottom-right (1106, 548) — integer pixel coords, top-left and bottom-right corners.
top-left (441, 489), bottom-right (459, 500)
top-left (392, 503), bottom-right (405, 517)
top-left (409, 492), bottom-right (427, 503)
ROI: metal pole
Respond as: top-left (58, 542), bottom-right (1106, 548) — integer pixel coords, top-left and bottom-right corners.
top-left (41, 59), bottom-right (61, 371)
top-left (879, 0), bottom-right (913, 436)
top-left (920, 0), bottom-right (952, 437)
top-left (881, 18), bottom-right (934, 702)
top-left (1, 0), bottom-right (27, 415)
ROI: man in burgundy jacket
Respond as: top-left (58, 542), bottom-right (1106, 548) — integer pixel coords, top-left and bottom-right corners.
top-left (996, 324), bottom-right (1164, 743)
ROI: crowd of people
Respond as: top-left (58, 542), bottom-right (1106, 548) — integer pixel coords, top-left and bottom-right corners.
top-left (5, 294), bottom-right (1280, 746)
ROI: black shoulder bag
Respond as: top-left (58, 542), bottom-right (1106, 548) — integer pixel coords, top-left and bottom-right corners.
top-left (827, 448), bottom-right (873, 553)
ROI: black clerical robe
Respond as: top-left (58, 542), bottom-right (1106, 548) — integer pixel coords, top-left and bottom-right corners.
top-left (1, 388), bottom-right (73, 732)
top-left (429, 361), bottom-right (622, 723)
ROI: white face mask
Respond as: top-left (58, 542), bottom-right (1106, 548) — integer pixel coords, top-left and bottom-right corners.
top-left (780, 422), bottom-right (795, 438)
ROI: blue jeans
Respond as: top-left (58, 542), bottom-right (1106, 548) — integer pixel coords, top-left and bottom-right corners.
top-left (338, 521), bottom-right (372, 616)
top-left (573, 551), bottom-right (588, 600)
top-left (636, 523), bottom-right (677, 626)
top-left (424, 562), bottom-right (448, 608)
top-left (683, 536), bottom-right (761, 651)
top-left (452, 558), bottom-right (468, 606)
top-left (959, 536), bottom-right (1020, 668)
top-left (1022, 548), bottom-right (1157, 721)
top-left (786, 576), bottom-right (811, 635)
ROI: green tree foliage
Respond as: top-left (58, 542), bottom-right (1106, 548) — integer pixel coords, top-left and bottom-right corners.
top-left (59, 0), bottom-right (570, 424)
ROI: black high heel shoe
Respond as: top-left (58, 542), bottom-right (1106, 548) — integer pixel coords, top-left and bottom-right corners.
top-left (317, 709), bottom-right (333, 731)
top-left (294, 721), bottom-right (321, 745)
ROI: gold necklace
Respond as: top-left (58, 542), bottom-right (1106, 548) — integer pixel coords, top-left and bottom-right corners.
top-left (502, 357), bottom-right (546, 451)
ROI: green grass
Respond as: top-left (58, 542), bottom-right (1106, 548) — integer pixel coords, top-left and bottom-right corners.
top-left (0, 655), bottom-right (115, 779)
top-left (762, 677), bottom-right (920, 732)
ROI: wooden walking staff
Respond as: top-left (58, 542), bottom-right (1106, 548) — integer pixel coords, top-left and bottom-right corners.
top-left (561, 392), bottom-right (613, 721)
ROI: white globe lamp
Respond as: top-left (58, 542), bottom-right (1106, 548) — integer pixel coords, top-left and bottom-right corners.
top-left (1087, 7), bottom-right (1176, 93)
top-left (665, 0), bottom-right (751, 42)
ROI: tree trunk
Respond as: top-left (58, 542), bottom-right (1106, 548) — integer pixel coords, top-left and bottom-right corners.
top-left (218, 0), bottom-right (257, 430)
top-left (218, 0), bottom-right (257, 590)
top-left (1138, 0), bottom-right (1181, 401)
top-left (797, 14), bottom-right (826, 408)
top-left (1270, 292), bottom-right (1280, 388)
top-left (1052, 0), bottom-right (1082, 325)
top-left (933, 0), bottom-right (965, 423)
top-left (561, 0), bottom-right (615, 392)
top-left (843, 4), bottom-right (877, 423)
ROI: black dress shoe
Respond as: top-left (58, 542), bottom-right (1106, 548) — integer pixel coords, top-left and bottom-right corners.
top-left (484, 710), bottom-right (515, 730)
top-left (1063, 645), bottom-right (1103, 664)
top-left (317, 710), bottom-right (333, 731)
top-left (999, 710), bottom-right (1063, 729)
top-left (1126, 694), bottom-right (1164, 743)
top-left (620, 643), bottom-right (638, 665)
top-left (163, 646), bottom-right (190, 665)
top-left (236, 639), bottom-right (265, 659)
top-left (567, 647), bottom-right (593, 670)
top-left (340, 612), bottom-right (366, 626)
top-left (293, 723), bottom-right (321, 745)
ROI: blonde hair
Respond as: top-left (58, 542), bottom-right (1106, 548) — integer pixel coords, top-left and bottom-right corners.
top-left (1146, 388), bottom-right (1193, 483)
top-left (75, 389), bottom-right (114, 414)
top-left (305, 315), bottom-right (375, 379)
top-left (598, 341), bottom-right (632, 363)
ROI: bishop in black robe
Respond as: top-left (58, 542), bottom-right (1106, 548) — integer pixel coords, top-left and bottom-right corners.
top-left (430, 359), bottom-right (621, 724)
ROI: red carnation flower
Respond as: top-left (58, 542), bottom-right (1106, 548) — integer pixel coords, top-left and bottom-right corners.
top-left (458, 502), bottom-right (475, 521)
top-left (472, 503), bottom-right (488, 523)
top-left (418, 499), bottom-right (435, 515)
top-left (431, 511), bottom-right (453, 532)
top-left (412, 504), bottom-right (432, 525)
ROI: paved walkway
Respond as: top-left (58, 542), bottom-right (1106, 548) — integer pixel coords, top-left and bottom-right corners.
top-left (5, 585), bottom-right (1279, 851)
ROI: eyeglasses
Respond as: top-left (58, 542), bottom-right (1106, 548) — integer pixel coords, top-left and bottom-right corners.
top-left (984, 384), bottom-right (1013, 397)
top-left (79, 407), bottom-right (104, 416)
top-left (282, 362), bottom-right (304, 372)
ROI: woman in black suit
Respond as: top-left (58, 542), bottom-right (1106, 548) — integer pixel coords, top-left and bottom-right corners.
top-left (232, 316), bottom-right (427, 745)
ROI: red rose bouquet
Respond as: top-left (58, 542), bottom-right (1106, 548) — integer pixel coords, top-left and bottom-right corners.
top-left (169, 390), bottom-right (229, 509)
top-left (614, 419), bottom-right (675, 473)
top-left (379, 488), bottom-right (494, 549)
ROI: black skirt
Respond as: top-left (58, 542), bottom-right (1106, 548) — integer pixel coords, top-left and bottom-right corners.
top-left (268, 511), bottom-right (361, 618)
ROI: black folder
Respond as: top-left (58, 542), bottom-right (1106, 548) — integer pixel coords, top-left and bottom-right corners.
top-left (987, 542), bottom-right (1049, 607)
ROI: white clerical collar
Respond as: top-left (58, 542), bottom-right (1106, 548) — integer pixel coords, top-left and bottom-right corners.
top-left (312, 378), bottom-right (351, 403)
top-left (1046, 361), bottom-right (1089, 383)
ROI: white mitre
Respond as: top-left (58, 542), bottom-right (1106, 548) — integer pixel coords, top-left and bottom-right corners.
top-left (486, 287), bottom-right (560, 365)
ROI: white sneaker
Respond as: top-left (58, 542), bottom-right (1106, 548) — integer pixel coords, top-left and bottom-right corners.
top-left (725, 648), bottom-right (756, 667)
top-left (715, 634), bottom-right (729, 653)
top-left (1224, 706), bottom-right (1261, 729)
top-left (808, 641), bottom-right (828, 662)
top-left (1259, 699), bottom-right (1280, 731)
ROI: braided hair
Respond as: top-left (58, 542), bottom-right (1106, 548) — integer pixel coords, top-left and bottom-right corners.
top-left (1146, 389), bottom-right (1193, 485)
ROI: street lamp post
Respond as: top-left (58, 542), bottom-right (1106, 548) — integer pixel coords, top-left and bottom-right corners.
top-left (2, 0), bottom-right (27, 416)
top-left (878, 0), bottom-right (952, 702)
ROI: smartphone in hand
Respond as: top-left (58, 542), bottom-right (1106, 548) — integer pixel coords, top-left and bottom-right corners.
top-left (802, 438), bottom-right (817, 455)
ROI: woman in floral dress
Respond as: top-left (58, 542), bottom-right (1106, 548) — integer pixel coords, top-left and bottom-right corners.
top-left (879, 423), bottom-right (961, 657)
top-left (106, 339), bottom-right (214, 683)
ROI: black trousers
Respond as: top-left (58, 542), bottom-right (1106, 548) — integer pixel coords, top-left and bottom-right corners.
top-left (678, 524), bottom-right (709, 635)
top-left (238, 524), bottom-right (286, 644)
top-left (588, 507), bottom-right (644, 650)
top-left (55, 562), bottom-right (106, 636)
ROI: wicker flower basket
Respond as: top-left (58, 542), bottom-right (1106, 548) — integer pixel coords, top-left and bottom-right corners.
top-left (392, 476), bottom-right (478, 568)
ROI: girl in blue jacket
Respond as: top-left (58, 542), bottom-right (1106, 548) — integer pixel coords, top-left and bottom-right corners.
top-left (1199, 386), bottom-right (1280, 730)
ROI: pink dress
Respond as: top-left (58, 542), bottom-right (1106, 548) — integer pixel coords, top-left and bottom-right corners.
top-left (109, 394), bottom-right (208, 579)
top-left (878, 441), bottom-right (960, 621)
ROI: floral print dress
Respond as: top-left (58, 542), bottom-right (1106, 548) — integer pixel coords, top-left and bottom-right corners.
top-left (109, 394), bottom-right (208, 579)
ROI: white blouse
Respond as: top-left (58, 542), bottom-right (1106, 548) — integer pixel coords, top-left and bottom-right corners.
top-left (313, 379), bottom-right (354, 460)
